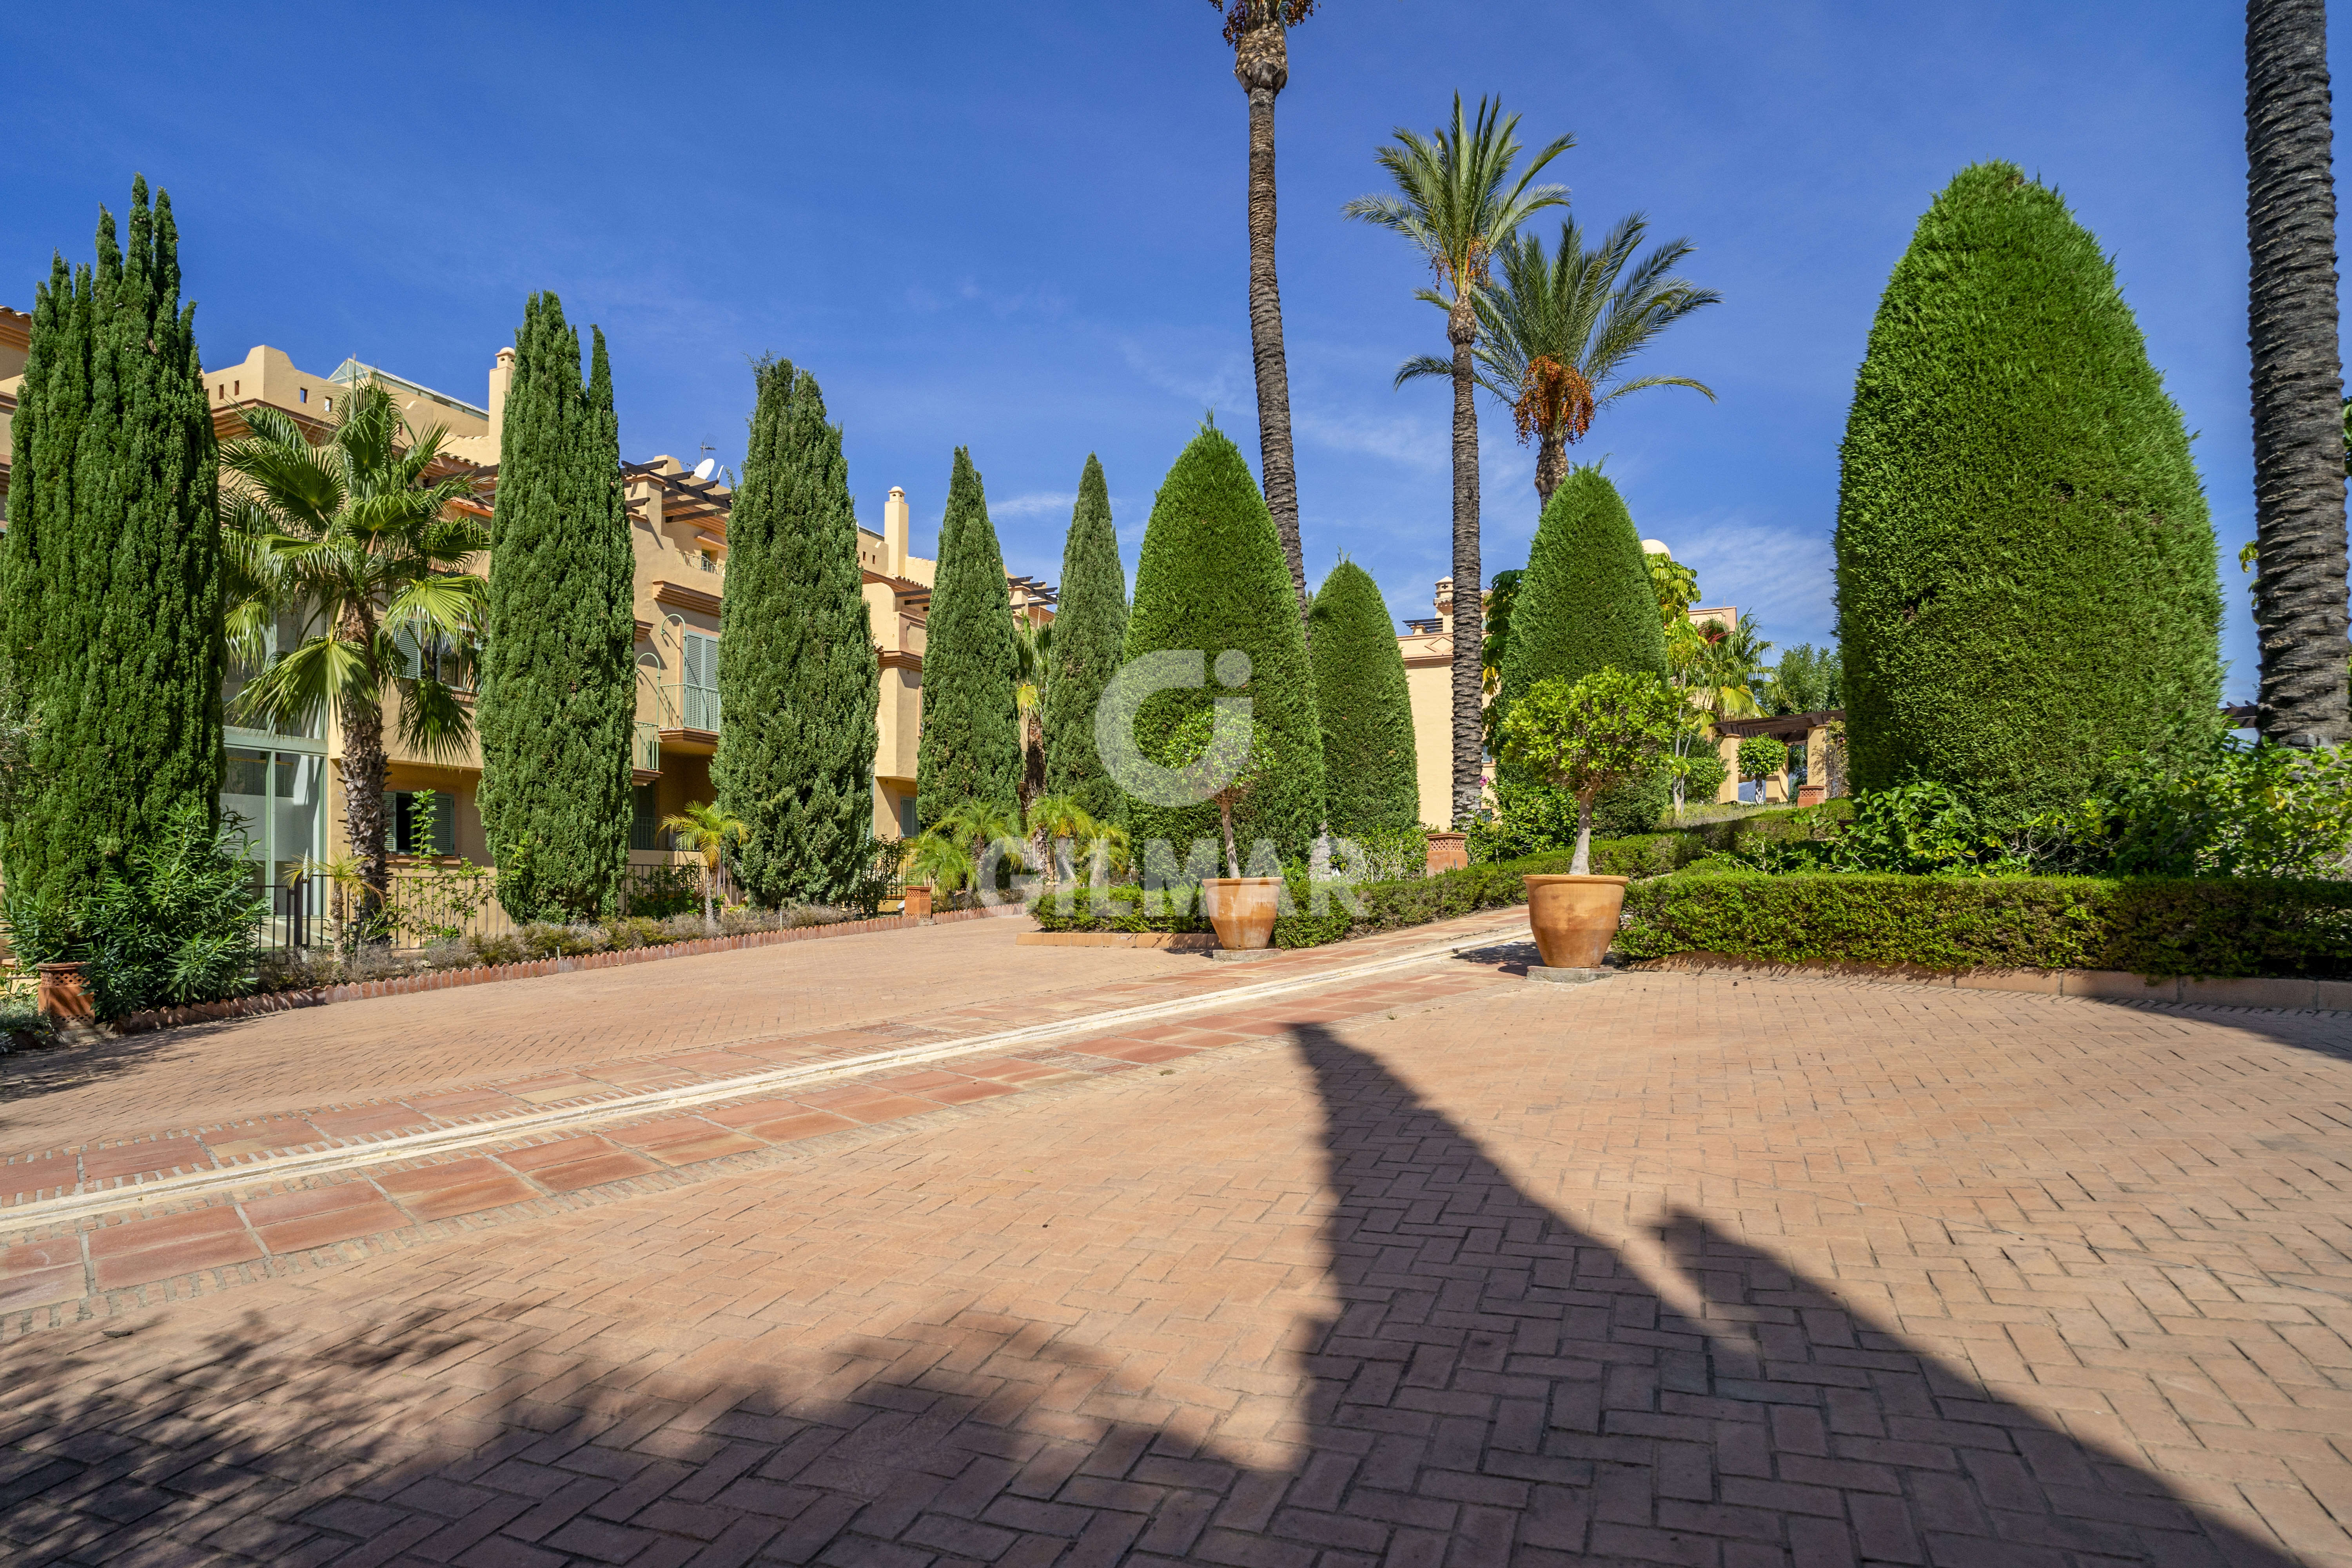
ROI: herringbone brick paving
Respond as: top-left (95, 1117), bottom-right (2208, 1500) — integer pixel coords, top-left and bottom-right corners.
top-left (0, 914), bottom-right (1201, 1156)
top-left (1, 958), bottom-right (2347, 1565)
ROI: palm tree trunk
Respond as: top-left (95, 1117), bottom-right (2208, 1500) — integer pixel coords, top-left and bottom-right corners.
top-left (1448, 298), bottom-right (1485, 828)
top-left (2248, 0), bottom-right (2352, 746)
top-left (339, 697), bottom-right (390, 937)
top-left (1235, 12), bottom-right (1308, 626)
top-left (1534, 430), bottom-right (1569, 512)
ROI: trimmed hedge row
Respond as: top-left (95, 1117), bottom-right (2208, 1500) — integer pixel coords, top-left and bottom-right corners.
top-left (1031, 831), bottom-right (1710, 948)
top-left (1618, 871), bottom-right (2352, 979)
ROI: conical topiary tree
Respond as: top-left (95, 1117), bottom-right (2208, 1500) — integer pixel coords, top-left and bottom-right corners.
top-left (475, 296), bottom-right (637, 919)
top-left (1041, 454), bottom-right (1128, 822)
top-left (714, 358), bottom-right (880, 906)
top-left (1120, 423), bottom-right (1325, 865)
top-left (915, 448), bottom-right (1022, 826)
top-left (1308, 561), bottom-right (1419, 838)
top-left (1, 178), bottom-right (222, 914)
top-left (1837, 162), bottom-right (2223, 817)
top-left (1498, 464), bottom-right (1670, 837)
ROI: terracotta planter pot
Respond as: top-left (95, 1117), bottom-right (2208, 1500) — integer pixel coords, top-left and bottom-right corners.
top-left (901, 885), bottom-right (933, 920)
top-left (1425, 831), bottom-right (1468, 875)
top-left (1200, 877), bottom-right (1282, 951)
top-left (1797, 784), bottom-right (1827, 807)
top-left (1523, 875), bottom-right (1628, 970)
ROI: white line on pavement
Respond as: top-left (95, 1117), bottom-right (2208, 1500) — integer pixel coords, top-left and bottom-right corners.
top-left (9, 917), bottom-right (1535, 1231)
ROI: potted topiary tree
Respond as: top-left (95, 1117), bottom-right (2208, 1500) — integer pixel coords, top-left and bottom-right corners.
top-left (1501, 668), bottom-right (1686, 970)
top-left (1167, 709), bottom-right (1281, 950)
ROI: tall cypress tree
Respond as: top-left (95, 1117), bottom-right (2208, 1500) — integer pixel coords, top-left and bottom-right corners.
top-left (1499, 465), bottom-right (1669, 710)
top-left (1837, 163), bottom-right (2223, 816)
top-left (1308, 561), bottom-right (1420, 838)
top-left (714, 358), bottom-right (879, 905)
top-left (1499, 464), bottom-right (1670, 836)
top-left (1, 178), bottom-right (221, 913)
top-left (915, 448), bottom-right (1021, 824)
top-left (1041, 454), bottom-right (1128, 820)
top-left (1121, 424), bottom-right (1325, 865)
top-left (475, 296), bottom-right (636, 918)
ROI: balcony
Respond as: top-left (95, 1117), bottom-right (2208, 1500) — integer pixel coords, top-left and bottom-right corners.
top-left (657, 681), bottom-right (720, 754)
top-left (633, 721), bottom-right (661, 779)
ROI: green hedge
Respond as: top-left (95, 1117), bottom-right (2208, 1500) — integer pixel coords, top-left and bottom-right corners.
top-left (1032, 831), bottom-right (1708, 948)
top-left (1618, 871), bottom-right (2352, 979)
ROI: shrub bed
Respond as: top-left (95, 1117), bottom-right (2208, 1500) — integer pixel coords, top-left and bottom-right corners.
top-left (1031, 831), bottom-right (1708, 949)
top-left (1617, 871), bottom-right (2352, 979)
top-left (253, 903), bottom-right (852, 998)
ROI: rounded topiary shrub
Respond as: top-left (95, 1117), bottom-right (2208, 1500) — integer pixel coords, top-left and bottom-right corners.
top-left (1836, 162), bottom-right (2222, 818)
top-left (1497, 464), bottom-right (1671, 836)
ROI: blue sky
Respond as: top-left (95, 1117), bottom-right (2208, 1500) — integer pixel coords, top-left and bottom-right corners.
top-left (4, 1), bottom-right (2335, 698)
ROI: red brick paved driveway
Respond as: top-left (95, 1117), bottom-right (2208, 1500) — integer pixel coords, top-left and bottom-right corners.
top-left (2, 958), bottom-right (2348, 1566)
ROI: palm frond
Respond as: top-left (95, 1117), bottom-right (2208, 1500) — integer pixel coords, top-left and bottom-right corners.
top-left (392, 673), bottom-right (476, 764)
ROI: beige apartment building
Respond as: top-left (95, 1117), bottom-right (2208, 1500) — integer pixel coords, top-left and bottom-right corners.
top-left (0, 320), bottom-right (1051, 901)
top-left (1392, 570), bottom-right (1759, 829)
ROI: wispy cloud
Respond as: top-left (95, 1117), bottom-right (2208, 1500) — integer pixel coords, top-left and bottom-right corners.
top-left (987, 490), bottom-right (1078, 520)
top-left (1110, 328), bottom-right (1249, 412)
top-left (1293, 407), bottom-right (1447, 472)
top-left (1649, 508), bottom-right (1838, 645)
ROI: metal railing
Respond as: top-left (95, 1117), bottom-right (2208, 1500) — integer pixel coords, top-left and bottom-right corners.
top-left (256, 874), bottom-right (318, 955)
top-left (381, 862), bottom-right (513, 945)
top-left (659, 681), bottom-right (720, 733)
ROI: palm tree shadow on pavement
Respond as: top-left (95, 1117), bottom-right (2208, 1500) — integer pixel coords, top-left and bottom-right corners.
top-left (0, 1025), bottom-right (2305, 1565)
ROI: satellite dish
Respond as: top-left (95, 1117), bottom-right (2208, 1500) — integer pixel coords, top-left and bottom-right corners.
top-left (691, 457), bottom-right (718, 482)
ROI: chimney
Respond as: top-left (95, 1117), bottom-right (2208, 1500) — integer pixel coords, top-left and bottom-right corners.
top-left (1434, 577), bottom-right (1454, 632)
top-left (486, 347), bottom-right (515, 445)
top-left (885, 486), bottom-right (911, 577)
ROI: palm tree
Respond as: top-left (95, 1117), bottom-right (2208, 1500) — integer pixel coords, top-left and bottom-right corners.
top-left (1011, 615), bottom-right (1054, 823)
top-left (1345, 95), bottom-right (1572, 828)
top-left (221, 379), bottom-right (488, 930)
top-left (1404, 214), bottom-right (1719, 511)
top-left (1665, 613), bottom-right (1768, 818)
top-left (2247, 0), bottom-right (2351, 747)
top-left (1212, 0), bottom-right (1319, 622)
top-left (659, 799), bottom-right (748, 928)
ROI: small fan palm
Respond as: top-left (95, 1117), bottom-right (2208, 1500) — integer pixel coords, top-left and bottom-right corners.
top-left (660, 800), bottom-right (749, 927)
top-left (1024, 793), bottom-right (1131, 886)
top-left (902, 799), bottom-right (1025, 900)
top-left (1402, 214), bottom-right (1720, 508)
top-left (221, 379), bottom-right (488, 929)
top-left (1345, 93), bottom-right (1572, 830)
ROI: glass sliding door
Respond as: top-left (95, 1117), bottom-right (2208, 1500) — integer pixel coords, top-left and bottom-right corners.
top-left (223, 744), bottom-right (327, 944)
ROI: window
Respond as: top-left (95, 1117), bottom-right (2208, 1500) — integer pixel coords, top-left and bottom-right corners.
top-left (224, 604), bottom-right (327, 741)
top-left (299, 387), bottom-right (307, 404)
top-left (323, 395), bottom-right (333, 413)
top-left (896, 794), bottom-right (918, 840)
top-left (384, 791), bottom-right (458, 857)
top-left (395, 626), bottom-right (474, 690)
top-left (631, 785), bottom-right (660, 852)
top-left (222, 746), bottom-right (325, 891)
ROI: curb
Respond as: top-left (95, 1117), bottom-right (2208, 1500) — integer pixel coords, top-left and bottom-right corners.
top-left (1625, 951), bottom-right (2352, 1012)
top-left (1014, 931), bottom-right (1217, 951)
top-left (105, 904), bottom-right (1027, 1037)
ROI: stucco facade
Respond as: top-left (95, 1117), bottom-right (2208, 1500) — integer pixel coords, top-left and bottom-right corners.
top-left (0, 328), bottom-right (1047, 904)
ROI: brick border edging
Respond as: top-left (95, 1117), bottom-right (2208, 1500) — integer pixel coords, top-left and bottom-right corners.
top-left (106, 904), bottom-right (1028, 1037)
top-left (1625, 951), bottom-right (2352, 1012)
